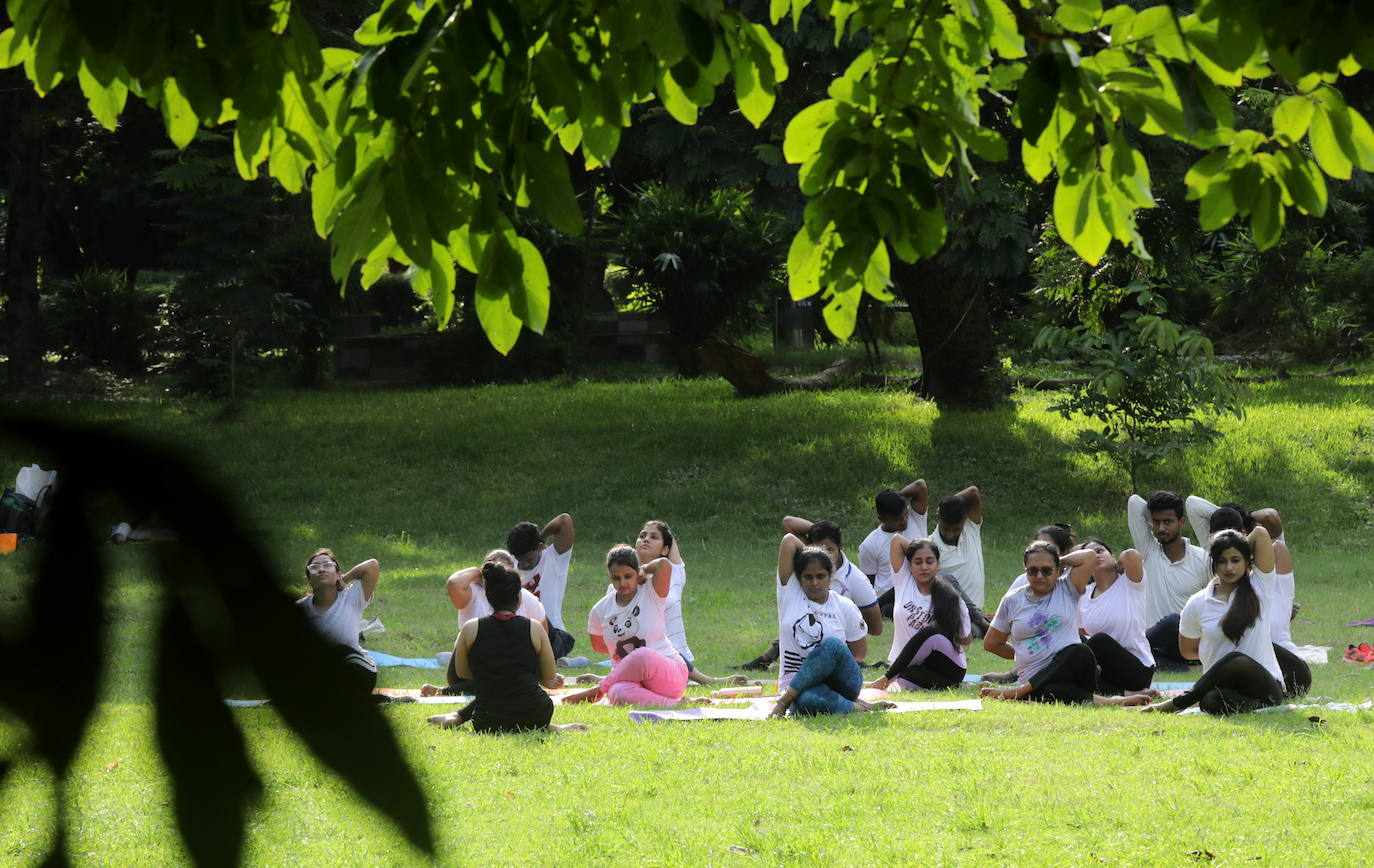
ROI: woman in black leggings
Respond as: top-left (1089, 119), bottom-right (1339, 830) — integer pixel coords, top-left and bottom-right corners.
top-left (1141, 526), bottom-right (1284, 715)
top-left (981, 542), bottom-right (1147, 707)
top-left (870, 536), bottom-right (971, 691)
top-left (1077, 540), bottom-right (1156, 696)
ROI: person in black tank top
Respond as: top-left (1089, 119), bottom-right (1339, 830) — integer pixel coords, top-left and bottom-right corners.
top-left (430, 562), bottom-right (588, 734)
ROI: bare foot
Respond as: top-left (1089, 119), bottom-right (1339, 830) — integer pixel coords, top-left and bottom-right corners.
top-left (1138, 698), bottom-right (1177, 713)
top-left (685, 696), bottom-right (714, 705)
top-left (575, 673), bottom-right (604, 685)
top-left (717, 674), bottom-right (750, 686)
top-left (867, 676), bottom-right (892, 691)
top-left (419, 684), bottom-right (442, 697)
top-left (1124, 687), bottom-right (1162, 699)
top-left (427, 712), bottom-right (465, 729)
top-left (980, 684), bottom-right (1030, 701)
top-left (981, 670), bottom-right (1017, 683)
top-left (851, 699), bottom-right (897, 712)
top-left (562, 687), bottom-right (601, 704)
top-left (548, 722), bottom-right (589, 732)
top-left (1093, 693), bottom-right (1152, 707)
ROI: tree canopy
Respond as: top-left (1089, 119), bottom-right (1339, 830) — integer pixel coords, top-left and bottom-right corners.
top-left (8, 0), bottom-right (1374, 357)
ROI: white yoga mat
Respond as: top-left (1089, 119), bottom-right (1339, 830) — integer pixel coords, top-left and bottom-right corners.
top-left (629, 697), bottom-right (983, 722)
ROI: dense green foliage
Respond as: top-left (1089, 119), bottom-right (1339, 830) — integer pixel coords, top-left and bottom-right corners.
top-left (10, 0), bottom-right (1374, 357)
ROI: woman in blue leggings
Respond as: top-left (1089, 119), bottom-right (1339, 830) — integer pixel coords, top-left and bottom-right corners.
top-left (766, 534), bottom-right (893, 717)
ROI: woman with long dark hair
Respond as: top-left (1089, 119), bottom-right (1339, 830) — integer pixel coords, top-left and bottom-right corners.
top-left (1141, 527), bottom-right (1284, 715)
top-left (870, 536), bottom-right (970, 691)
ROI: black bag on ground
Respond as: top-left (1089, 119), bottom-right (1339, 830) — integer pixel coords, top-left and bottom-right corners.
top-left (0, 487), bottom-right (40, 536)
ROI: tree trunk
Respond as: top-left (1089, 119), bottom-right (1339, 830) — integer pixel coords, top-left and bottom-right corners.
top-left (1, 74), bottom-right (48, 391)
top-left (892, 258), bottom-right (1006, 406)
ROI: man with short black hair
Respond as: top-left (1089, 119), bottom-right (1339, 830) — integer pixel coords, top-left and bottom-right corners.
top-left (857, 480), bottom-right (929, 618)
top-left (1127, 491), bottom-right (1208, 671)
top-left (507, 512), bottom-right (577, 660)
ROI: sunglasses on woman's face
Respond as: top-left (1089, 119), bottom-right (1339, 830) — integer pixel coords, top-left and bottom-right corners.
top-left (1025, 566), bottom-right (1056, 577)
top-left (307, 560), bottom-right (338, 574)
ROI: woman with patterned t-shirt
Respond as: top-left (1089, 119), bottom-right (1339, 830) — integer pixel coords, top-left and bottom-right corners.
top-left (767, 534), bottom-right (891, 718)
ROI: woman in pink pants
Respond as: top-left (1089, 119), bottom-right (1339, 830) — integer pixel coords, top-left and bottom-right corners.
top-left (564, 544), bottom-right (689, 707)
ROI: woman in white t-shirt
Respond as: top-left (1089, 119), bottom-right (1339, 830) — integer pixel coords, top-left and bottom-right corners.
top-left (870, 536), bottom-right (971, 691)
top-left (767, 534), bottom-right (890, 717)
top-left (1077, 540), bottom-right (1155, 695)
top-left (563, 545), bottom-right (689, 707)
top-left (296, 548), bottom-right (380, 698)
top-left (982, 542), bottom-right (1147, 706)
top-left (1141, 527), bottom-right (1284, 715)
top-left (634, 521), bottom-right (744, 687)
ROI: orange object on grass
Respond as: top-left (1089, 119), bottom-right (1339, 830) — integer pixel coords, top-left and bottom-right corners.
top-left (0, 533), bottom-right (17, 554)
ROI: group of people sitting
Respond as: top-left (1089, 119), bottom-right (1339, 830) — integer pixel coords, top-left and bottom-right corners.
top-left (294, 482), bottom-right (1309, 732)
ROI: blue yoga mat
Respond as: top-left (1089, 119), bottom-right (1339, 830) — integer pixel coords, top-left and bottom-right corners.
top-left (369, 650), bottom-right (444, 669)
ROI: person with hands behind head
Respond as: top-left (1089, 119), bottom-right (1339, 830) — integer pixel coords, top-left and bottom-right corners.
top-left (562, 545), bottom-right (689, 707)
top-left (429, 561), bottom-right (587, 733)
top-left (297, 549), bottom-right (381, 699)
top-left (981, 542), bottom-right (1147, 706)
top-left (1077, 541), bottom-right (1155, 696)
top-left (870, 535), bottom-right (971, 692)
top-left (506, 513), bottom-right (577, 660)
top-left (1141, 526), bottom-right (1286, 715)
top-left (767, 534), bottom-right (892, 718)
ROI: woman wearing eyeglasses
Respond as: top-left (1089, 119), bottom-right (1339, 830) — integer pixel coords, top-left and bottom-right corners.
top-left (298, 548), bottom-right (381, 697)
top-left (981, 542), bottom-right (1147, 706)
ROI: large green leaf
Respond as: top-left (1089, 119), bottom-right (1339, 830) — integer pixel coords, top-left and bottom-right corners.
top-left (77, 61), bottom-right (127, 130)
top-left (519, 140), bottom-right (583, 235)
top-left (1308, 103), bottom-right (1354, 179)
top-left (474, 231), bottom-right (525, 355)
top-left (1017, 52), bottom-right (1061, 144)
top-left (1272, 96), bottom-right (1315, 146)
top-left (160, 78), bottom-right (200, 149)
top-left (783, 100), bottom-right (838, 163)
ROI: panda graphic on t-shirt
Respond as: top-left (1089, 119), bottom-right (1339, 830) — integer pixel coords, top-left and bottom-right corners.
top-left (609, 605), bottom-right (645, 659)
top-left (792, 612), bottom-right (825, 649)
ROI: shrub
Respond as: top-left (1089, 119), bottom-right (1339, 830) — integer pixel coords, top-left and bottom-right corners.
top-left (42, 268), bottom-right (162, 375)
top-left (605, 183), bottom-right (785, 375)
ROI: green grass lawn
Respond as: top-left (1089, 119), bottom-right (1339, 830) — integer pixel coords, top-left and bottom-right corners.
top-left (3, 370), bottom-right (1374, 865)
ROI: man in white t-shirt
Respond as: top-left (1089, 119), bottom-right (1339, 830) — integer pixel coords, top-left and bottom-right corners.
top-left (1128, 491), bottom-right (1209, 671)
top-left (857, 480), bottom-right (929, 618)
top-left (507, 512), bottom-right (576, 660)
top-left (928, 485), bottom-right (987, 612)
top-left (734, 517), bottom-right (882, 670)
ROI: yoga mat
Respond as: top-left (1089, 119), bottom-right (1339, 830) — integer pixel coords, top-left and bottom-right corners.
top-left (369, 650), bottom-right (444, 669)
top-left (1346, 617), bottom-right (1374, 627)
top-left (629, 697), bottom-right (983, 722)
top-left (1294, 645), bottom-right (1330, 665)
top-left (1181, 700), bottom-right (1373, 715)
